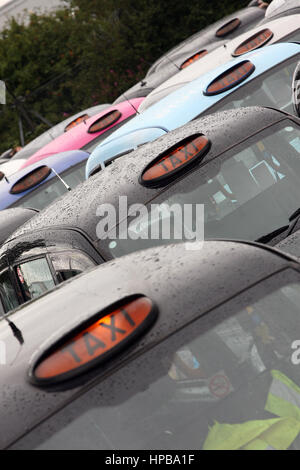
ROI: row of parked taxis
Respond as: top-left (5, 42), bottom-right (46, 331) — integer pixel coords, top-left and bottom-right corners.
top-left (1, 0), bottom-right (300, 450)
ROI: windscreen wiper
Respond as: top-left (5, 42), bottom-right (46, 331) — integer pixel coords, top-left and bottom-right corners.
top-left (256, 207), bottom-right (300, 244)
top-left (256, 225), bottom-right (290, 244)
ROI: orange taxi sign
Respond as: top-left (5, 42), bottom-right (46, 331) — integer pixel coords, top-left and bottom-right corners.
top-left (233, 29), bottom-right (273, 57)
top-left (216, 18), bottom-right (241, 38)
top-left (180, 50), bottom-right (208, 70)
top-left (29, 296), bottom-right (157, 386)
top-left (140, 135), bottom-right (211, 188)
top-left (88, 110), bottom-right (122, 134)
top-left (10, 166), bottom-right (51, 194)
top-left (204, 61), bottom-right (255, 96)
top-left (64, 114), bottom-right (89, 132)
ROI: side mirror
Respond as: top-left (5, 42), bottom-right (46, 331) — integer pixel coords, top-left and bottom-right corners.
top-left (293, 62), bottom-right (300, 118)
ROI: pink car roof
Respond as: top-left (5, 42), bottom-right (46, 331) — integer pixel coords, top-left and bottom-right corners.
top-left (21, 98), bottom-right (144, 169)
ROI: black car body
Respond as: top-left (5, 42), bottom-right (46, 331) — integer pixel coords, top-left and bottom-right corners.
top-left (0, 208), bottom-right (38, 247)
top-left (2, 240), bottom-right (300, 449)
top-left (1, 107), bottom-right (300, 311)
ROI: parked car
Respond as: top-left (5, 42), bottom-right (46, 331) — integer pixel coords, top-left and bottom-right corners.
top-left (86, 42), bottom-right (300, 177)
top-left (1, 103), bottom-right (110, 177)
top-left (20, 99), bottom-right (144, 170)
top-left (113, 4), bottom-right (267, 104)
top-left (140, 15), bottom-right (300, 113)
top-left (2, 107), bottom-right (300, 310)
top-left (2, 240), bottom-right (300, 450)
top-left (146, 4), bottom-right (267, 78)
top-left (0, 150), bottom-right (89, 212)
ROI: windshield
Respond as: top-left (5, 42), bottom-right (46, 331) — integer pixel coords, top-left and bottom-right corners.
top-left (106, 121), bottom-right (300, 257)
top-left (13, 269), bottom-right (300, 450)
top-left (10, 161), bottom-right (86, 211)
top-left (201, 54), bottom-right (299, 117)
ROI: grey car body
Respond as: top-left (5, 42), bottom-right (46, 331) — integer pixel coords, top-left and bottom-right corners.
top-left (1, 239), bottom-right (300, 449)
top-left (113, 5), bottom-right (266, 103)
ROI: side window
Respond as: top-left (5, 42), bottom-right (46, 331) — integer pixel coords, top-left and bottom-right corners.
top-left (49, 251), bottom-right (95, 283)
top-left (15, 258), bottom-right (56, 301)
top-left (0, 270), bottom-right (19, 313)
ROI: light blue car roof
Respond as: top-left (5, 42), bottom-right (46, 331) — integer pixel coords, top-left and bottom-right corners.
top-left (86, 42), bottom-right (300, 177)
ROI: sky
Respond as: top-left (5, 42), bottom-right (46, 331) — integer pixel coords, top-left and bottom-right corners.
top-left (0, 0), bottom-right (66, 29)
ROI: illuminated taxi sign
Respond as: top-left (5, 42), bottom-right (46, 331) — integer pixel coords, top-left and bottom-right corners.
top-left (88, 110), bottom-right (122, 134)
top-left (233, 29), bottom-right (273, 57)
top-left (29, 296), bottom-right (157, 386)
top-left (180, 50), bottom-right (208, 70)
top-left (10, 166), bottom-right (51, 195)
top-left (64, 114), bottom-right (89, 132)
top-left (204, 61), bottom-right (255, 96)
top-left (216, 18), bottom-right (241, 38)
top-left (140, 134), bottom-right (211, 188)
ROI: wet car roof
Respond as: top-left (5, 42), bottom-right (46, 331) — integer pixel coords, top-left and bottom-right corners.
top-left (0, 208), bottom-right (38, 246)
top-left (0, 239), bottom-right (297, 448)
top-left (2, 106), bottom-right (290, 251)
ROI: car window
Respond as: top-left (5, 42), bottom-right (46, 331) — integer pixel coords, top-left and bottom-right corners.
top-left (10, 161), bottom-right (86, 211)
top-left (15, 258), bottom-right (56, 302)
top-left (202, 54), bottom-right (299, 117)
top-left (13, 269), bottom-right (300, 450)
top-left (281, 28), bottom-right (300, 44)
top-left (107, 121), bottom-right (300, 257)
top-left (50, 251), bottom-right (96, 282)
top-left (0, 270), bottom-right (19, 313)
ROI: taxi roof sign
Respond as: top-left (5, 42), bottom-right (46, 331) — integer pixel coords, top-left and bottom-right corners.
top-left (10, 166), bottom-right (51, 195)
top-left (140, 134), bottom-right (211, 188)
top-left (29, 296), bottom-right (157, 386)
top-left (180, 50), bottom-right (208, 70)
top-left (64, 114), bottom-right (89, 133)
top-left (216, 18), bottom-right (241, 38)
top-left (88, 110), bottom-right (122, 134)
top-left (233, 29), bottom-right (273, 57)
top-left (204, 60), bottom-right (255, 96)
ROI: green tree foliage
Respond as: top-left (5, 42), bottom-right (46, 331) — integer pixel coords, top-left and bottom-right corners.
top-left (0, 0), bottom-right (249, 151)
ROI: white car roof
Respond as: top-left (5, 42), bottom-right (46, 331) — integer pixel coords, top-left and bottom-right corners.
top-left (266, 0), bottom-right (300, 18)
top-left (139, 14), bottom-right (300, 113)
